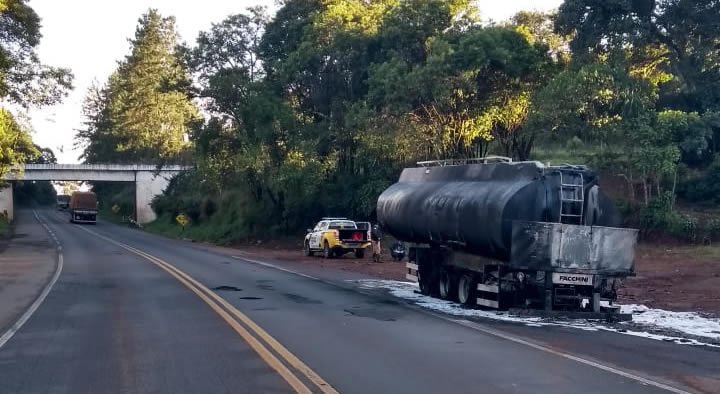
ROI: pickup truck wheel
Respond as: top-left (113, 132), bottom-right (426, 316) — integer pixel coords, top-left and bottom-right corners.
top-left (303, 242), bottom-right (313, 257)
top-left (323, 241), bottom-right (333, 259)
top-left (354, 249), bottom-right (365, 259)
top-left (458, 274), bottom-right (475, 305)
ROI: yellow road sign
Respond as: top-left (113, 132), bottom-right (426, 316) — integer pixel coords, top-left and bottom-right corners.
top-left (176, 213), bottom-right (189, 227)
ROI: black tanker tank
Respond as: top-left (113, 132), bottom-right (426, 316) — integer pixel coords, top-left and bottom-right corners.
top-left (376, 160), bottom-right (620, 262)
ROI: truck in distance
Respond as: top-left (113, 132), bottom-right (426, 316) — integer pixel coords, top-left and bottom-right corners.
top-left (377, 157), bottom-right (638, 317)
top-left (304, 218), bottom-right (371, 259)
top-left (56, 194), bottom-right (70, 210)
top-left (69, 191), bottom-right (98, 224)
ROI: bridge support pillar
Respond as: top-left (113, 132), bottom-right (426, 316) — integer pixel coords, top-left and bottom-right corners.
top-left (135, 171), bottom-right (176, 224)
top-left (0, 183), bottom-right (13, 222)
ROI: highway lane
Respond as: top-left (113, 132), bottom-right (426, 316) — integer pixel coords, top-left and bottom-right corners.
top-left (80, 213), bottom-right (720, 394)
top-left (0, 210), bottom-right (294, 394)
top-left (0, 209), bottom-right (701, 393)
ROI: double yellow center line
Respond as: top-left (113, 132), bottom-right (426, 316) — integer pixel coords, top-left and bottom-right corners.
top-left (75, 225), bottom-right (338, 394)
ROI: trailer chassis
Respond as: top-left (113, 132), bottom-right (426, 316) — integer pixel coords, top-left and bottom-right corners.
top-left (406, 244), bottom-right (631, 319)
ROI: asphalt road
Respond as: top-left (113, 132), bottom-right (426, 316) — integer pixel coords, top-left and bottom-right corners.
top-left (0, 209), bottom-right (716, 394)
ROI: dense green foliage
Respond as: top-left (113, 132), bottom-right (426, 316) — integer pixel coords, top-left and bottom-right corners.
top-left (0, 0), bottom-right (73, 107)
top-left (0, 109), bottom-right (36, 181)
top-left (81, 1), bottom-right (720, 243)
top-left (0, 0), bottom-right (73, 189)
top-left (77, 9), bottom-right (198, 164)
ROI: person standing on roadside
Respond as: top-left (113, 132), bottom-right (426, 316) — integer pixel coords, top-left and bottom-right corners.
top-left (371, 223), bottom-right (383, 262)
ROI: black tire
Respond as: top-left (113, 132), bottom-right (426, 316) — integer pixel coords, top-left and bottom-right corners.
top-left (303, 241), bottom-right (312, 257)
top-left (418, 269), bottom-right (431, 295)
top-left (417, 252), bottom-right (437, 296)
top-left (323, 241), bottom-right (333, 259)
top-left (354, 249), bottom-right (365, 259)
top-left (439, 269), bottom-right (457, 301)
top-left (458, 273), bottom-right (476, 305)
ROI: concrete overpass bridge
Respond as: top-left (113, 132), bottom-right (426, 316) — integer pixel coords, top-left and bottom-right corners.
top-left (1, 164), bottom-right (188, 223)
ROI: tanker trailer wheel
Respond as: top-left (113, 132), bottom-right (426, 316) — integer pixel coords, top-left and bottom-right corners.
top-left (417, 255), bottom-right (439, 296)
top-left (323, 241), bottom-right (334, 259)
top-left (458, 274), bottom-right (476, 305)
top-left (439, 269), bottom-right (457, 301)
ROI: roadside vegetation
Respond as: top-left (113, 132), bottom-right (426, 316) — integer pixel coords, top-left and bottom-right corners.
top-left (73, 1), bottom-right (720, 245)
top-left (0, 0), bottom-right (73, 192)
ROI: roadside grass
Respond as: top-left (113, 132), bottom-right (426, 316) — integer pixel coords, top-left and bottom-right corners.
top-left (143, 216), bottom-right (193, 239)
top-left (0, 216), bottom-right (9, 237)
top-left (686, 245), bottom-right (720, 259)
top-left (97, 206), bottom-right (127, 225)
top-left (144, 214), bottom-right (243, 244)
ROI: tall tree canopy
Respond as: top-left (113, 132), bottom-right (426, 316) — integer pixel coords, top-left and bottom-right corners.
top-left (78, 9), bottom-right (199, 164)
top-left (0, 0), bottom-right (73, 107)
top-left (1, 0), bottom-right (73, 184)
top-left (555, 0), bottom-right (720, 112)
top-left (133, 0), bottom-right (720, 241)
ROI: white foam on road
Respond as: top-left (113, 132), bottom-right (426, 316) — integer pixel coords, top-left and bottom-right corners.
top-left (619, 304), bottom-right (720, 340)
top-left (353, 279), bottom-right (720, 347)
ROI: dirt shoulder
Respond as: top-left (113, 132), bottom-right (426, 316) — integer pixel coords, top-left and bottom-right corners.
top-left (618, 244), bottom-right (720, 315)
top-left (222, 239), bottom-right (720, 315)
top-left (0, 211), bottom-right (57, 334)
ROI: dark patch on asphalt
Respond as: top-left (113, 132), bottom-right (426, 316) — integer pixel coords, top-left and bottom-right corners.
top-left (213, 285), bottom-right (242, 292)
top-left (283, 293), bottom-right (323, 304)
top-left (252, 307), bottom-right (277, 311)
top-left (218, 261), bottom-right (231, 265)
top-left (238, 296), bottom-right (263, 300)
top-left (344, 307), bottom-right (397, 322)
top-left (102, 250), bottom-right (123, 256)
top-left (369, 299), bottom-right (401, 306)
top-left (257, 284), bottom-right (274, 290)
top-left (12, 233), bottom-right (28, 238)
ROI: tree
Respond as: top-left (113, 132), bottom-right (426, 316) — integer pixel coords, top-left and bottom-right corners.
top-left (527, 57), bottom-right (657, 146)
top-left (512, 11), bottom-right (571, 65)
top-left (555, 0), bottom-right (720, 112)
top-left (0, 0), bottom-right (73, 107)
top-left (191, 7), bottom-right (269, 125)
top-left (78, 9), bottom-right (199, 164)
top-left (1, 0), bottom-right (72, 185)
top-left (370, 25), bottom-right (551, 160)
top-left (0, 108), bottom-right (36, 181)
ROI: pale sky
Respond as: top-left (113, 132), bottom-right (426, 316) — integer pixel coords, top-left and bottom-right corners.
top-left (24, 0), bottom-right (561, 164)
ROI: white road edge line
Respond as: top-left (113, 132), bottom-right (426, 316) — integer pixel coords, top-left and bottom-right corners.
top-left (234, 254), bottom-right (689, 394)
top-left (0, 211), bottom-right (64, 350)
top-left (231, 255), bottom-right (319, 280)
top-left (449, 319), bottom-right (690, 394)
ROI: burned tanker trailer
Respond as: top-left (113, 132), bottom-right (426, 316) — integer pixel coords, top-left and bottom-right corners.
top-left (377, 158), bottom-right (638, 315)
